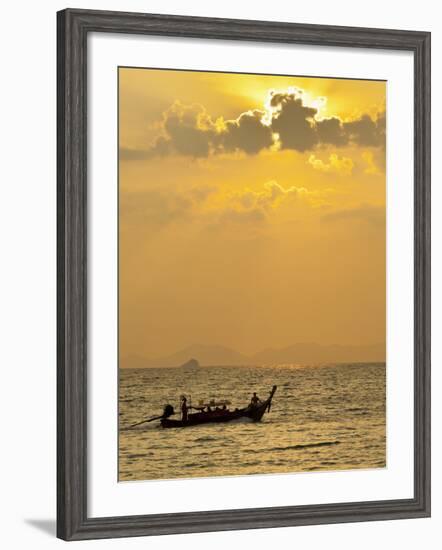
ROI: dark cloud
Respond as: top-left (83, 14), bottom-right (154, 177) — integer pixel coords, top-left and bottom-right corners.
top-left (268, 90), bottom-right (385, 150)
top-left (343, 113), bottom-right (385, 147)
top-left (142, 103), bottom-right (273, 158)
top-left (124, 92), bottom-right (386, 160)
top-left (219, 110), bottom-right (273, 154)
top-left (159, 102), bottom-right (216, 158)
top-left (316, 117), bottom-right (348, 147)
top-left (269, 91), bottom-right (318, 151)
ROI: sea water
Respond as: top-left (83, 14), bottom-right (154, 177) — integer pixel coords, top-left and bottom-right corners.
top-left (119, 363), bottom-right (385, 481)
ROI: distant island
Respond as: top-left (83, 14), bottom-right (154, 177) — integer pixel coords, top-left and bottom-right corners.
top-left (120, 342), bottom-right (386, 369)
top-left (180, 358), bottom-right (200, 369)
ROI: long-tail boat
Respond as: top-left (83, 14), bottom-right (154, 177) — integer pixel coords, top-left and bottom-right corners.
top-left (160, 385), bottom-right (277, 429)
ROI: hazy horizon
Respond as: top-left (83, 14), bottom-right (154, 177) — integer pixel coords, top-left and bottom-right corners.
top-left (122, 340), bottom-right (387, 358)
top-left (120, 340), bottom-right (386, 368)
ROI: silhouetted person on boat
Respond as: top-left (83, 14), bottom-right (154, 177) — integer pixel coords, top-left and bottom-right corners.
top-left (250, 392), bottom-right (261, 407)
top-left (181, 396), bottom-right (188, 421)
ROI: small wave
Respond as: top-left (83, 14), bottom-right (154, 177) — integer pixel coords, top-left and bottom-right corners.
top-left (267, 441), bottom-right (341, 452)
top-left (183, 462), bottom-right (216, 468)
top-left (195, 436), bottom-right (218, 443)
top-left (127, 453), bottom-right (148, 459)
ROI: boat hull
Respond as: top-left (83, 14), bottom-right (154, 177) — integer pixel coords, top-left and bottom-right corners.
top-left (161, 386), bottom-right (276, 429)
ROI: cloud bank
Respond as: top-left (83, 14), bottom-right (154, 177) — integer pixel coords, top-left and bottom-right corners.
top-left (122, 89), bottom-right (385, 160)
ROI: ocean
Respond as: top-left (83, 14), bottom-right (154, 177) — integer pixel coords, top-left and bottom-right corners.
top-left (119, 363), bottom-right (386, 481)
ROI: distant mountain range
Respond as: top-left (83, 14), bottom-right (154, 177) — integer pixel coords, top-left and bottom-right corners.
top-left (120, 342), bottom-right (385, 369)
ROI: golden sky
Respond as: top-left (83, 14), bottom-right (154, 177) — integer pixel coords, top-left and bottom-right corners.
top-left (119, 68), bottom-right (386, 361)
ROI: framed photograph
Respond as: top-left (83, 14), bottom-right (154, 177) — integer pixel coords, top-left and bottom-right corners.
top-left (57, 8), bottom-right (431, 541)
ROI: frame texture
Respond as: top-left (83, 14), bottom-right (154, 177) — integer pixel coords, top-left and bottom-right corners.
top-left (57, 8), bottom-right (431, 541)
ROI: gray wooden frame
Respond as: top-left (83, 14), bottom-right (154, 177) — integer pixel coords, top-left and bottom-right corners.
top-left (57, 8), bottom-right (431, 541)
